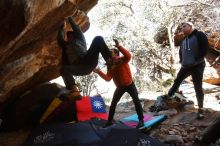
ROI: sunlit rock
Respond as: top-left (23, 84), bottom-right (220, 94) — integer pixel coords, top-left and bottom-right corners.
top-left (0, 0), bottom-right (97, 105)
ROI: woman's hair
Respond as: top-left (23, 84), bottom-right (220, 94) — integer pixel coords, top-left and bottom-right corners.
top-left (110, 48), bottom-right (119, 56)
top-left (67, 31), bottom-right (79, 39)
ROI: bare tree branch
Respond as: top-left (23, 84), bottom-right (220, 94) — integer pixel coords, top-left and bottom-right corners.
top-left (168, 0), bottom-right (220, 7)
top-left (118, 2), bottom-right (134, 14)
top-left (195, 0), bottom-right (220, 7)
top-left (168, 22), bottom-right (175, 64)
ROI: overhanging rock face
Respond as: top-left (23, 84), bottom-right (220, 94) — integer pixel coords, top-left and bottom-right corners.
top-left (0, 0), bottom-right (97, 105)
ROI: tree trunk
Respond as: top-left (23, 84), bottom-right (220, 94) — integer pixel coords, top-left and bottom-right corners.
top-left (168, 22), bottom-right (175, 65)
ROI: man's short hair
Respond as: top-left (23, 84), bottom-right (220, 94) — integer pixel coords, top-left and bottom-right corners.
top-left (181, 21), bottom-right (194, 29)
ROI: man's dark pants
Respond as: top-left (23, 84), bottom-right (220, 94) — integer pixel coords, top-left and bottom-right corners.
top-left (168, 62), bottom-right (206, 108)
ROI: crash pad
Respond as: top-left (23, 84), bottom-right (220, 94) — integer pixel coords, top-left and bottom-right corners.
top-left (24, 119), bottom-right (167, 146)
top-left (120, 114), bottom-right (167, 129)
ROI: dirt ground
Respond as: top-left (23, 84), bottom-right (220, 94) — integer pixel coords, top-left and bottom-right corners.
top-left (0, 98), bottom-right (220, 146)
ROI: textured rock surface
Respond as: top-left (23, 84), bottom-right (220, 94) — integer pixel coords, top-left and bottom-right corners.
top-left (0, 0), bottom-right (97, 106)
top-left (1, 83), bottom-right (63, 131)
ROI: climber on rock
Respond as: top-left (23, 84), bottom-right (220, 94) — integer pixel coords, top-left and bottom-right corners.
top-left (57, 16), bottom-right (112, 100)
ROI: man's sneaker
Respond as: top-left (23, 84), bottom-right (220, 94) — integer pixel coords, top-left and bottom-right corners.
top-left (136, 120), bottom-right (144, 129)
top-left (103, 121), bottom-right (114, 128)
top-left (197, 109), bottom-right (204, 120)
top-left (197, 112), bottom-right (204, 120)
top-left (163, 94), bottom-right (172, 100)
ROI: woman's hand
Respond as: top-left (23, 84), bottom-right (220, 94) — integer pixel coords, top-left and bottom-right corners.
top-left (93, 67), bottom-right (100, 73)
top-left (113, 39), bottom-right (120, 48)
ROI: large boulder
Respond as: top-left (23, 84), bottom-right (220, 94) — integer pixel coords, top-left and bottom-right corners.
top-left (154, 27), bottom-right (169, 45)
top-left (204, 32), bottom-right (220, 85)
top-left (1, 83), bottom-right (63, 131)
top-left (0, 0), bottom-right (97, 109)
top-left (208, 32), bottom-right (220, 54)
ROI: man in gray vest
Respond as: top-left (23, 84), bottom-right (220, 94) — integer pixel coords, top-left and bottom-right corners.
top-left (167, 22), bottom-right (208, 119)
top-left (57, 16), bottom-right (111, 100)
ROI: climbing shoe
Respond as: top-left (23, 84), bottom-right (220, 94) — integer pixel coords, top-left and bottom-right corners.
top-left (136, 120), bottom-right (144, 129)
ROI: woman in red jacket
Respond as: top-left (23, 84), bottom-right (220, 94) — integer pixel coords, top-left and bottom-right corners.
top-left (94, 39), bottom-right (144, 128)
